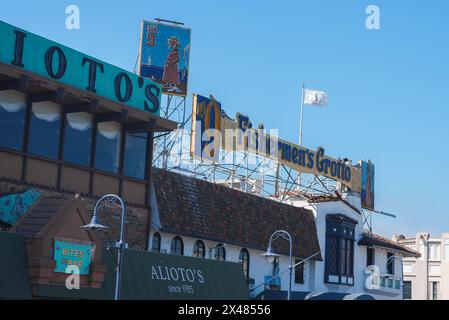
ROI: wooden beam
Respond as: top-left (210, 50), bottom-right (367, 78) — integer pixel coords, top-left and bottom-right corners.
top-left (96, 109), bottom-right (129, 123)
top-left (0, 75), bottom-right (29, 91)
top-left (124, 120), bottom-right (156, 133)
top-left (29, 87), bottom-right (66, 103)
top-left (64, 99), bottom-right (100, 114)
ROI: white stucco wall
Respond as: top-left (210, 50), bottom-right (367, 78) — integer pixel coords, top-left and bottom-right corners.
top-left (150, 231), bottom-right (315, 297)
top-left (287, 192), bottom-right (405, 300)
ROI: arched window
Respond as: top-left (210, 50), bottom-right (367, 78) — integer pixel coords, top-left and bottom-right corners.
top-left (239, 248), bottom-right (250, 279)
top-left (215, 243), bottom-right (226, 261)
top-left (170, 236), bottom-right (184, 255)
top-left (151, 232), bottom-right (161, 252)
top-left (193, 240), bottom-right (205, 258)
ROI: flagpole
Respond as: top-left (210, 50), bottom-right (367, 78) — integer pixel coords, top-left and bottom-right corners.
top-left (297, 82), bottom-right (305, 190)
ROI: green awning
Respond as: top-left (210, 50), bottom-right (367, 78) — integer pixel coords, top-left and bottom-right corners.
top-left (0, 232), bottom-right (32, 299)
top-left (35, 248), bottom-right (249, 300)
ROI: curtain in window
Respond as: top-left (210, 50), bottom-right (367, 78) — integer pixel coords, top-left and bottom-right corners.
top-left (66, 112), bottom-right (93, 131)
top-left (98, 121), bottom-right (121, 140)
top-left (32, 102), bottom-right (61, 122)
top-left (0, 90), bottom-right (26, 112)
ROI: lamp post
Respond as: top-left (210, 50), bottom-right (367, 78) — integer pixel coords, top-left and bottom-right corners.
top-left (81, 194), bottom-right (127, 301)
top-left (386, 255), bottom-right (404, 297)
top-left (261, 230), bottom-right (293, 300)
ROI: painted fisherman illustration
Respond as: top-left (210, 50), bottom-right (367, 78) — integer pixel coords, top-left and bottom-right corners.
top-left (162, 36), bottom-right (181, 93)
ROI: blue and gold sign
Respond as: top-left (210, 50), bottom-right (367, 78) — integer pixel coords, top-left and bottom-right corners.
top-left (53, 240), bottom-right (93, 275)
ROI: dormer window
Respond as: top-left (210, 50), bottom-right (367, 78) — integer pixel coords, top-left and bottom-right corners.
top-left (325, 214), bottom-right (357, 286)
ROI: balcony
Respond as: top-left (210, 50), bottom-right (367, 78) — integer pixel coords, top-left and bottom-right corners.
top-left (364, 273), bottom-right (402, 297)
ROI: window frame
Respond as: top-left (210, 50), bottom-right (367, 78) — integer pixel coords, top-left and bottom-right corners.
top-left (151, 232), bottom-right (161, 253)
top-left (367, 246), bottom-right (375, 267)
top-left (214, 243), bottom-right (226, 261)
top-left (239, 248), bottom-right (250, 279)
top-left (403, 281), bottom-right (412, 300)
top-left (294, 258), bottom-right (305, 284)
top-left (193, 240), bottom-right (206, 258)
top-left (387, 252), bottom-right (395, 275)
top-left (170, 236), bottom-right (184, 256)
top-left (324, 214), bottom-right (356, 286)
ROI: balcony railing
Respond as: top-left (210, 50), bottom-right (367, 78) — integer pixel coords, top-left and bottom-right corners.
top-left (365, 273), bottom-right (402, 297)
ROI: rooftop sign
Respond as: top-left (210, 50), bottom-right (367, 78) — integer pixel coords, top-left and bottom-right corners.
top-left (0, 20), bottom-right (161, 115)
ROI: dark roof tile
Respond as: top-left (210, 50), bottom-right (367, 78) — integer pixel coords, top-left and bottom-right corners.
top-left (152, 168), bottom-right (322, 260)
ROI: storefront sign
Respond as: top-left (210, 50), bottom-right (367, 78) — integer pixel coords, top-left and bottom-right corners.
top-left (53, 240), bottom-right (93, 275)
top-left (190, 94), bottom-right (364, 192)
top-left (119, 249), bottom-right (249, 300)
top-left (0, 20), bottom-right (161, 115)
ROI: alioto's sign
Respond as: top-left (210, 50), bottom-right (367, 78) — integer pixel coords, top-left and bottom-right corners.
top-left (0, 21), bottom-right (161, 115)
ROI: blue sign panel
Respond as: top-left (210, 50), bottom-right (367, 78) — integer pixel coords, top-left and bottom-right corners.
top-left (53, 240), bottom-right (93, 275)
top-left (0, 20), bottom-right (161, 115)
top-left (139, 21), bottom-right (191, 96)
top-left (0, 189), bottom-right (41, 226)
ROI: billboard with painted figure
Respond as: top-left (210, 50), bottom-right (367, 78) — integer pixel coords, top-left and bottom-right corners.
top-left (139, 21), bottom-right (191, 96)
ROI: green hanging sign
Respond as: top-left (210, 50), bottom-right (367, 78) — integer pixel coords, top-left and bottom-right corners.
top-left (0, 20), bottom-right (161, 115)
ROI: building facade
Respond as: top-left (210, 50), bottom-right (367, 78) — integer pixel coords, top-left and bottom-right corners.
top-left (397, 233), bottom-right (449, 300)
top-left (284, 192), bottom-right (420, 300)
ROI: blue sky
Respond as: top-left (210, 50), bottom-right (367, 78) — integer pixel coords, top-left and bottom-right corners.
top-left (1, 0), bottom-right (448, 237)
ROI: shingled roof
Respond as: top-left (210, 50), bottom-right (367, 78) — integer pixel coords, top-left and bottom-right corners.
top-left (358, 232), bottom-right (421, 258)
top-left (11, 195), bottom-right (68, 239)
top-left (152, 168), bottom-right (322, 261)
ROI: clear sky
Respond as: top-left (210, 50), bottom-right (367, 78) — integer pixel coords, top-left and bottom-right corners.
top-left (1, 0), bottom-right (448, 238)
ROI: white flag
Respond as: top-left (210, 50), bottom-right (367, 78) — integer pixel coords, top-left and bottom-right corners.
top-left (303, 88), bottom-right (328, 107)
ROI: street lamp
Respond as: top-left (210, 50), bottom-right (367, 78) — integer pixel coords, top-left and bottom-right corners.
top-left (261, 230), bottom-right (293, 300)
top-left (81, 194), bottom-right (127, 301)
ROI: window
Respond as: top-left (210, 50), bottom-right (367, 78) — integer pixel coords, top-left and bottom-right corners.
top-left (387, 252), bottom-right (395, 275)
top-left (294, 259), bottom-right (304, 284)
top-left (324, 215), bottom-right (356, 285)
top-left (95, 121), bottom-right (121, 173)
top-left (429, 244), bottom-right (441, 261)
top-left (367, 247), bottom-right (375, 267)
top-left (403, 281), bottom-right (412, 300)
top-left (239, 249), bottom-right (250, 279)
top-left (431, 282), bottom-right (439, 300)
top-left (444, 239), bottom-right (449, 261)
top-left (0, 90), bottom-right (26, 150)
top-left (28, 102), bottom-right (61, 158)
top-left (214, 244), bottom-right (226, 261)
top-left (151, 232), bottom-right (161, 252)
top-left (124, 132), bottom-right (147, 180)
top-left (193, 240), bottom-right (206, 258)
top-left (170, 236), bottom-right (184, 255)
top-left (63, 112), bottom-right (93, 166)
